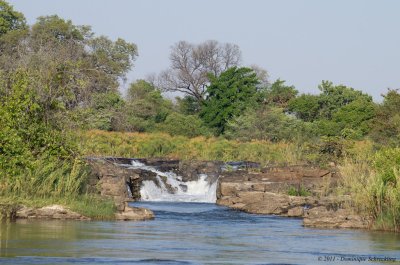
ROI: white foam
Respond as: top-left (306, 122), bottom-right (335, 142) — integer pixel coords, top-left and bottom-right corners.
top-left (129, 160), bottom-right (217, 203)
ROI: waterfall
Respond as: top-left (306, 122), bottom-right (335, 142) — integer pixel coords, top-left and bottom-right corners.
top-left (128, 160), bottom-right (218, 203)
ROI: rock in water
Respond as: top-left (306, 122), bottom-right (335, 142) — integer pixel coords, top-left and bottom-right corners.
top-left (303, 206), bottom-right (371, 229)
top-left (115, 205), bottom-right (154, 221)
top-left (16, 205), bottom-right (90, 220)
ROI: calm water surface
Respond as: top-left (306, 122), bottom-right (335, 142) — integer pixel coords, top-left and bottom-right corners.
top-left (0, 202), bottom-right (399, 265)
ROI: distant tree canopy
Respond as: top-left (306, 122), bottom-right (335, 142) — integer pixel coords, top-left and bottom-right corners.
top-left (369, 89), bottom-right (400, 146)
top-left (0, 14), bottom-right (137, 116)
top-left (200, 67), bottom-right (260, 135)
top-left (0, 0), bottom-right (27, 36)
top-left (263, 79), bottom-right (298, 107)
top-left (288, 81), bottom-right (376, 139)
top-left (158, 40), bottom-right (242, 102)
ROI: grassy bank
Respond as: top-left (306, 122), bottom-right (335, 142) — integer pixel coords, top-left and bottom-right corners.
top-left (78, 130), bottom-right (306, 165)
top-left (338, 148), bottom-right (400, 232)
top-left (0, 154), bottom-right (116, 220)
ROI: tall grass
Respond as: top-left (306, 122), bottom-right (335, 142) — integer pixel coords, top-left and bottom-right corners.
top-left (0, 156), bottom-right (116, 219)
top-left (1, 157), bottom-right (88, 197)
top-left (338, 147), bottom-right (400, 232)
top-left (78, 130), bottom-right (306, 165)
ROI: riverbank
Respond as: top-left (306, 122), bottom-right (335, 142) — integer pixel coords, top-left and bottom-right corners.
top-left (0, 195), bottom-right (116, 221)
top-left (2, 154), bottom-right (398, 233)
top-left (216, 166), bottom-right (372, 229)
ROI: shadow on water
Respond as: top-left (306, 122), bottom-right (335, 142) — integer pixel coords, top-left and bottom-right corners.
top-left (1, 202), bottom-right (399, 265)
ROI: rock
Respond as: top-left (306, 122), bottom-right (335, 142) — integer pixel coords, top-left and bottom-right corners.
top-left (241, 192), bottom-right (293, 215)
top-left (86, 158), bottom-right (142, 201)
top-left (16, 205), bottom-right (90, 220)
top-left (115, 205), bottom-right (154, 221)
top-left (303, 206), bottom-right (371, 229)
top-left (0, 204), bottom-right (19, 221)
top-left (288, 206), bottom-right (304, 217)
top-left (178, 160), bottom-right (222, 183)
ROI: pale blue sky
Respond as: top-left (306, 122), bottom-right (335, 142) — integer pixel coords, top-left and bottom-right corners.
top-left (8, 0), bottom-right (400, 101)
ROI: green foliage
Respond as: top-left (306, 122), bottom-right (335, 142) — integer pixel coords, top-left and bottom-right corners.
top-left (287, 185), bottom-right (311, 197)
top-left (0, 71), bottom-right (81, 194)
top-left (369, 89), bottom-right (400, 146)
top-left (0, 13), bottom-right (138, 114)
top-left (80, 130), bottom-right (307, 165)
top-left (226, 106), bottom-right (316, 142)
top-left (0, 0), bottom-right (27, 36)
top-left (176, 95), bottom-right (201, 115)
top-left (339, 151), bottom-right (400, 232)
top-left (288, 81), bottom-right (376, 138)
top-left (157, 113), bottom-right (211, 137)
top-left (31, 15), bottom-right (90, 46)
top-left (112, 80), bottom-right (172, 132)
top-left (200, 67), bottom-right (260, 135)
top-left (288, 94), bottom-right (320, 122)
top-left (317, 81), bottom-right (373, 119)
top-left (263, 79), bottom-right (298, 107)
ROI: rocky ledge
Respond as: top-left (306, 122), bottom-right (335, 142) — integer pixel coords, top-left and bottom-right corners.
top-left (0, 204), bottom-right (90, 221)
top-left (217, 165), bottom-right (371, 229)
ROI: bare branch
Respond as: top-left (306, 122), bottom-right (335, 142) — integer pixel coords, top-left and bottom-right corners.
top-left (158, 40), bottom-right (242, 103)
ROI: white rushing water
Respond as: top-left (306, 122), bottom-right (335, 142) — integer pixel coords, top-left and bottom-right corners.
top-left (128, 160), bottom-right (218, 203)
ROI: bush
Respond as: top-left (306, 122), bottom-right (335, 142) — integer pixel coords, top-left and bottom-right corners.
top-left (157, 113), bottom-right (211, 137)
top-left (225, 106), bottom-right (317, 142)
top-left (338, 148), bottom-right (400, 232)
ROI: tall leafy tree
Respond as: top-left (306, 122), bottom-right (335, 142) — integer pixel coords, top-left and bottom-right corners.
top-left (200, 67), bottom-right (259, 135)
top-left (263, 79), bottom-right (298, 107)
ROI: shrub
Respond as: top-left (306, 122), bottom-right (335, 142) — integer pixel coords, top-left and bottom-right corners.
top-left (156, 113), bottom-right (211, 137)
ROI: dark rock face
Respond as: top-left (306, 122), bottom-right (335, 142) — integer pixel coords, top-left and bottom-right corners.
top-left (85, 158), bottom-right (156, 221)
top-left (103, 157), bottom-right (180, 172)
top-left (177, 160), bottom-right (222, 183)
top-left (86, 158), bottom-right (142, 210)
top-left (0, 204), bottom-right (19, 221)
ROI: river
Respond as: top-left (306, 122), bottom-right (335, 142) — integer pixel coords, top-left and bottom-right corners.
top-left (1, 202), bottom-right (399, 265)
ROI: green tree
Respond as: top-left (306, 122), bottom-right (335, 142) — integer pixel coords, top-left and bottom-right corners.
top-left (370, 89), bottom-right (400, 146)
top-left (112, 80), bottom-right (172, 132)
top-left (263, 79), bottom-right (298, 107)
top-left (200, 67), bottom-right (260, 135)
top-left (0, 14), bottom-right (138, 129)
top-left (317, 81), bottom-right (372, 119)
top-left (288, 94), bottom-right (320, 122)
top-left (0, 0), bottom-right (26, 37)
top-left (176, 95), bottom-right (201, 115)
top-left (0, 71), bottom-right (72, 179)
top-left (226, 106), bottom-right (316, 142)
top-left (288, 81), bottom-right (376, 138)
